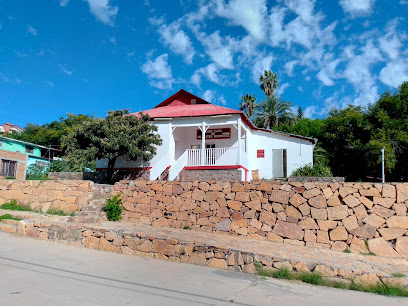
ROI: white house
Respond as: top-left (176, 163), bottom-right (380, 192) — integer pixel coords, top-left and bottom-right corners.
top-left (96, 89), bottom-right (316, 181)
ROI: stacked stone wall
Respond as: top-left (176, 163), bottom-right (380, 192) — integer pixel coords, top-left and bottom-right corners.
top-left (179, 169), bottom-right (241, 181)
top-left (3, 218), bottom-right (407, 284)
top-left (115, 180), bottom-right (408, 259)
top-left (0, 180), bottom-right (95, 213)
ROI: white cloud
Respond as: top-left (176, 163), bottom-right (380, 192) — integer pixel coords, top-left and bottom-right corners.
top-left (379, 60), bottom-right (408, 88)
top-left (202, 89), bottom-right (216, 102)
top-left (284, 60), bottom-right (299, 76)
top-left (26, 24), bottom-right (37, 36)
top-left (59, 64), bottom-right (73, 76)
top-left (196, 31), bottom-right (236, 69)
top-left (156, 20), bottom-right (196, 64)
top-left (378, 19), bottom-right (404, 60)
top-left (109, 36), bottom-right (117, 45)
top-left (339, 0), bottom-right (375, 16)
top-left (83, 0), bottom-right (118, 26)
top-left (141, 53), bottom-right (175, 90)
top-left (276, 83), bottom-right (290, 96)
top-left (284, 0), bottom-right (316, 24)
top-left (60, 0), bottom-right (70, 6)
top-left (192, 63), bottom-right (222, 85)
top-left (44, 80), bottom-right (55, 87)
top-left (317, 59), bottom-right (340, 86)
top-left (251, 54), bottom-right (273, 83)
top-left (341, 40), bottom-right (383, 105)
top-left (202, 89), bottom-right (227, 105)
top-left (0, 73), bottom-right (9, 83)
top-left (211, 0), bottom-right (268, 41)
top-left (304, 94), bottom-right (340, 118)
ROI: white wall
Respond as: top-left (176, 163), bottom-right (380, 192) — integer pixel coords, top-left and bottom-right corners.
top-left (247, 130), bottom-right (314, 180)
top-left (96, 116), bottom-right (315, 181)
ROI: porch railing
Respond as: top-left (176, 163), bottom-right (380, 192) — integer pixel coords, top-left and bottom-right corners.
top-left (186, 147), bottom-right (238, 166)
top-left (168, 151), bottom-right (188, 181)
top-left (149, 152), bottom-right (170, 180)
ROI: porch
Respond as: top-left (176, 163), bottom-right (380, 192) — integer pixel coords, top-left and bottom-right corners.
top-left (150, 116), bottom-right (249, 181)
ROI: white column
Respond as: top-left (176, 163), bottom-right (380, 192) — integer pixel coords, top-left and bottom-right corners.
top-left (201, 122), bottom-right (206, 166)
top-left (237, 117), bottom-right (242, 165)
top-left (169, 122), bottom-right (174, 164)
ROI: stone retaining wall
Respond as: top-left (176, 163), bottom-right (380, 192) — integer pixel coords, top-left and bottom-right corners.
top-left (115, 180), bottom-right (408, 259)
top-left (1, 217), bottom-right (407, 286)
top-left (179, 169), bottom-right (241, 181)
top-left (0, 180), bottom-right (95, 213)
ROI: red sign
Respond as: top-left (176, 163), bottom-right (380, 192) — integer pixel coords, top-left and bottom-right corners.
top-left (197, 128), bottom-right (231, 140)
top-left (257, 150), bottom-right (264, 158)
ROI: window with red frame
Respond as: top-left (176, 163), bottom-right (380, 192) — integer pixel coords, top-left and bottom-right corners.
top-left (257, 150), bottom-right (264, 158)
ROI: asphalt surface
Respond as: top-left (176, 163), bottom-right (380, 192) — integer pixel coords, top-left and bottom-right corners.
top-left (0, 231), bottom-right (407, 306)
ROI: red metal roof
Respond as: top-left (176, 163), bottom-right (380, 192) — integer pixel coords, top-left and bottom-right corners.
top-left (131, 89), bottom-right (315, 144)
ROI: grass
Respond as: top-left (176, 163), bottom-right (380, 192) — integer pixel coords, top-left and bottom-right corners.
top-left (254, 263), bottom-right (408, 297)
top-left (0, 200), bottom-right (32, 211)
top-left (183, 225), bottom-right (191, 230)
top-left (0, 214), bottom-right (22, 221)
top-left (343, 248), bottom-right (351, 253)
top-left (46, 208), bottom-right (71, 216)
top-left (26, 176), bottom-right (52, 181)
top-left (363, 240), bottom-right (376, 256)
top-left (1, 199), bottom-right (75, 217)
top-left (4, 176), bottom-right (16, 180)
top-left (392, 273), bottom-right (406, 278)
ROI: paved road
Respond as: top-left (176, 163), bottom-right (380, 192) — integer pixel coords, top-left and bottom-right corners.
top-left (0, 232), bottom-right (406, 306)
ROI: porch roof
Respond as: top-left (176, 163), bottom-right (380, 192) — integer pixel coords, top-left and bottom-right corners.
top-left (131, 89), bottom-right (316, 145)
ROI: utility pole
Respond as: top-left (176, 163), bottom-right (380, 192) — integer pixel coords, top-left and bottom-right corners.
top-left (382, 147), bottom-right (385, 184)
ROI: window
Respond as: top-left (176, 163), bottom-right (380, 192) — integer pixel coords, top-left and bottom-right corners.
top-left (1, 160), bottom-right (17, 177)
top-left (257, 150), bottom-right (265, 158)
top-left (26, 145), bottom-right (34, 154)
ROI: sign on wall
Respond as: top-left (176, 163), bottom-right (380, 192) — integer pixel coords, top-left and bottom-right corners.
top-left (197, 128), bottom-right (231, 140)
top-left (257, 150), bottom-right (265, 158)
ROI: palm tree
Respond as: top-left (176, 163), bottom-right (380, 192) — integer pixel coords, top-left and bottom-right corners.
top-left (239, 94), bottom-right (256, 118)
top-left (253, 95), bottom-right (295, 128)
top-left (259, 70), bottom-right (279, 97)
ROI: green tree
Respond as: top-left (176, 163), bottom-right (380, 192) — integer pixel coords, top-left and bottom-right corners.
top-left (253, 95), bottom-right (295, 128)
top-left (63, 110), bottom-right (162, 184)
top-left (259, 70), bottom-right (279, 97)
top-left (366, 81), bottom-right (408, 181)
top-left (8, 114), bottom-right (94, 149)
top-left (297, 106), bottom-right (304, 120)
top-left (239, 94), bottom-right (256, 118)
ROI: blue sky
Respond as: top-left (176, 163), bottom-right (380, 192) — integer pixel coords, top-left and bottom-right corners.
top-left (1, 0), bottom-right (408, 128)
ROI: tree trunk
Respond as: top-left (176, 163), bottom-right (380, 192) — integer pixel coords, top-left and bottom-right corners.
top-left (106, 157), bottom-right (117, 185)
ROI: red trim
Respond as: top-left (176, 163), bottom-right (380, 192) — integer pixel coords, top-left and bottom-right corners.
top-left (184, 165), bottom-right (248, 172)
top-left (96, 167), bottom-right (152, 171)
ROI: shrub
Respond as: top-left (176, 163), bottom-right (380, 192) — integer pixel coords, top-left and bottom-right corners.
top-left (0, 214), bottom-right (22, 221)
top-left (26, 163), bottom-right (49, 180)
top-left (0, 200), bottom-right (32, 211)
top-left (103, 194), bottom-right (124, 221)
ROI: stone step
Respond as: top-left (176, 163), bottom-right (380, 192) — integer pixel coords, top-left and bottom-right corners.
top-left (67, 216), bottom-right (106, 223)
top-left (0, 223), bottom-right (17, 234)
top-left (75, 211), bottom-right (106, 217)
top-left (90, 199), bottom-right (106, 206)
top-left (80, 205), bottom-right (104, 212)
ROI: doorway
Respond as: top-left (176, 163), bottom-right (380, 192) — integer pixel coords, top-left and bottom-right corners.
top-left (272, 149), bottom-right (287, 178)
top-left (206, 144), bottom-right (215, 165)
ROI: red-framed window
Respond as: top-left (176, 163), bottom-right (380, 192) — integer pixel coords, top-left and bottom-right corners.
top-left (257, 150), bottom-right (264, 158)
